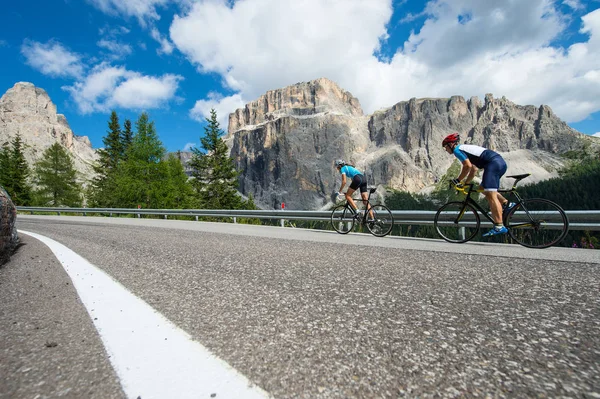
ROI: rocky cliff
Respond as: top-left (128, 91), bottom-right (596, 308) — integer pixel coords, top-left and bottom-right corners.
top-left (227, 78), bottom-right (597, 210)
top-left (0, 187), bottom-right (17, 265)
top-left (0, 82), bottom-right (97, 183)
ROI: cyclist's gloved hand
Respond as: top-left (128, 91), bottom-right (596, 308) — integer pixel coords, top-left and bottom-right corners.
top-left (451, 178), bottom-right (464, 188)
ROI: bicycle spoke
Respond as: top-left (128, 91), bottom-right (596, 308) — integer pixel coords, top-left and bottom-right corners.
top-left (366, 204), bottom-right (394, 237)
top-left (505, 199), bottom-right (569, 248)
top-left (434, 202), bottom-right (480, 243)
top-left (330, 204), bottom-right (355, 234)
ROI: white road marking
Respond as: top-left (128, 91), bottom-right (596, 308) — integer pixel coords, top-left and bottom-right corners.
top-left (20, 230), bottom-right (271, 399)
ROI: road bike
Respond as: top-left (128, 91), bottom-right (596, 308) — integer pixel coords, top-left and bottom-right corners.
top-left (434, 173), bottom-right (569, 248)
top-left (330, 187), bottom-right (394, 237)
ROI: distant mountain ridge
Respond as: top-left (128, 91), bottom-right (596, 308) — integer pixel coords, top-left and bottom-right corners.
top-left (2, 80), bottom-right (597, 211)
top-left (226, 78), bottom-right (598, 210)
top-left (0, 82), bottom-right (97, 183)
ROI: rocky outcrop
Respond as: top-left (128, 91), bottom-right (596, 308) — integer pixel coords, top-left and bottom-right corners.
top-left (0, 82), bottom-right (97, 184)
top-left (227, 78), bottom-right (368, 209)
top-left (0, 186), bottom-right (17, 266)
top-left (365, 94), bottom-right (589, 191)
top-left (227, 78), bottom-right (596, 210)
top-left (228, 77), bottom-right (363, 133)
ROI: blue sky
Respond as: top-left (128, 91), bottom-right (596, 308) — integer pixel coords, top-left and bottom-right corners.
top-left (1, 0), bottom-right (599, 153)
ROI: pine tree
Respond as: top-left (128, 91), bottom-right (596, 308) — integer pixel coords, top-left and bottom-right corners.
top-left (97, 110), bottom-right (123, 171)
top-left (0, 143), bottom-right (11, 190)
top-left (121, 119), bottom-right (133, 159)
top-left (9, 134), bottom-right (32, 205)
top-left (188, 109), bottom-right (242, 209)
top-left (33, 143), bottom-right (82, 206)
top-left (90, 111), bottom-right (123, 206)
top-left (161, 154), bottom-right (197, 209)
top-left (112, 112), bottom-right (168, 208)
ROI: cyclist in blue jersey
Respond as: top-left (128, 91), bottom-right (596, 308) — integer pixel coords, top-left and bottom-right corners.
top-left (334, 159), bottom-right (374, 220)
top-left (442, 133), bottom-right (513, 237)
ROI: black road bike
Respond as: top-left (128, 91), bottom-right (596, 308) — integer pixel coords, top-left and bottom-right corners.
top-left (330, 187), bottom-right (394, 237)
top-left (434, 173), bottom-right (569, 248)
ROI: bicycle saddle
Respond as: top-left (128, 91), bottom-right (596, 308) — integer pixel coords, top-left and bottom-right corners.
top-left (506, 173), bottom-right (531, 180)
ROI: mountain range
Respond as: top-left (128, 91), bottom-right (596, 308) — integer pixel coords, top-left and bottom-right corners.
top-left (1, 79), bottom-right (597, 210)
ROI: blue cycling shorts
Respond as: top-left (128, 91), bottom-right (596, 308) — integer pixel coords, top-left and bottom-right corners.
top-left (481, 156), bottom-right (507, 191)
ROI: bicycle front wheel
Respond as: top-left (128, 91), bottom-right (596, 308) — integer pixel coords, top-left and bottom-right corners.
top-left (505, 199), bottom-right (569, 248)
top-left (366, 204), bottom-right (394, 237)
top-left (434, 202), bottom-right (480, 243)
top-left (330, 204), bottom-right (355, 234)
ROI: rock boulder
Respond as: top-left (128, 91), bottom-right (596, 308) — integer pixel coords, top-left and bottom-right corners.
top-left (0, 186), bottom-right (18, 266)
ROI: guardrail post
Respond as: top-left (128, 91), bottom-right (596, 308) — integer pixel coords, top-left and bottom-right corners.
top-left (164, 214), bottom-right (167, 219)
top-left (58, 211), bottom-right (61, 216)
top-left (195, 215), bottom-right (198, 221)
top-left (233, 217), bottom-right (237, 224)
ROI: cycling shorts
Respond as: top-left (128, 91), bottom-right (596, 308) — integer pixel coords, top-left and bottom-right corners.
top-left (349, 174), bottom-right (368, 193)
top-left (481, 156), bottom-right (507, 191)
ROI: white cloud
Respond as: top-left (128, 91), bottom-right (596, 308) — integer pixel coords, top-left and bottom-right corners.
top-left (190, 92), bottom-right (245, 127)
top-left (150, 27), bottom-right (174, 55)
top-left (97, 39), bottom-right (133, 59)
top-left (563, 0), bottom-right (584, 11)
top-left (21, 40), bottom-right (84, 79)
top-left (593, 132), bottom-right (600, 137)
top-left (63, 63), bottom-right (182, 113)
top-left (86, 0), bottom-right (169, 25)
top-left (169, 0), bottom-right (600, 127)
top-left (171, 0), bottom-right (391, 96)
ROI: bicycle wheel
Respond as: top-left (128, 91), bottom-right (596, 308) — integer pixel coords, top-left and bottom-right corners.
top-left (330, 204), bottom-right (355, 234)
top-left (366, 204), bottom-right (394, 237)
top-left (505, 198), bottom-right (569, 248)
top-left (434, 201), bottom-right (480, 243)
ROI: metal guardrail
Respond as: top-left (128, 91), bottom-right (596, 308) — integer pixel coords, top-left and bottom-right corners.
top-left (16, 207), bottom-right (600, 231)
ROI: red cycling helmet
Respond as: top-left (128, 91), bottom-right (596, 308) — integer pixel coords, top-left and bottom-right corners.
top-left (442, 133), bottom-right (460, 147)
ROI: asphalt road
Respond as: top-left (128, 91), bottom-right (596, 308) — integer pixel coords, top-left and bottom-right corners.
top-left (2, 216), bottom-right (599, 398)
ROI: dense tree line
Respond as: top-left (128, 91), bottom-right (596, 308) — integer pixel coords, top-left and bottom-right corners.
top-left (0, 109), bottom-right (256, 212)
top-left (0, 135), bottom-right (81, 206)
top-left (87, 109), bottom-right (255, 211)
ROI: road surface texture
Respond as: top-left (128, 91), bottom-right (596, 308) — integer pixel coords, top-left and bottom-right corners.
top-left (2, 215), bottom-right (598, 399)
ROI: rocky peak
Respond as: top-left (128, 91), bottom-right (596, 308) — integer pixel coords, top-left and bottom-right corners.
top-left (0, 82), bottom-right (97, 183)
top-left (227, 80), bottom-right (596, 210)
top-left (228, 78), bottom-right (364, 133)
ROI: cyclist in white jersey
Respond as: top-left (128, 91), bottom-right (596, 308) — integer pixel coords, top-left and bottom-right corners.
top-left (442, 133), bottom-right (513, 237)
top-left (334, 159), bottom-right (374, 221)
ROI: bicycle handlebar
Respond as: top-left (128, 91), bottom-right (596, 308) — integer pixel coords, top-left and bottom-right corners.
top-left (452, 183), bottom-right (483, 195)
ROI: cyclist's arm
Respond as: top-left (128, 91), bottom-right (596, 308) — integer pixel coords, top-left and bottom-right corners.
top-left (464, 162), bottom-right (478, 183)
top-left (338, 173), bottom-right (347, 193)
top-left (457, 159), bottom-right (476, 182)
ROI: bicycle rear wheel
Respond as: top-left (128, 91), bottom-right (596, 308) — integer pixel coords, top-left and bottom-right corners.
top-left (330, 204), bottom-right (355, 234)
top-left (505, 198), bottom-right (569, 248)
top-left (366, 204), bottom-right (394, 237)
top-left (434, 201), bottom-right (480, 243)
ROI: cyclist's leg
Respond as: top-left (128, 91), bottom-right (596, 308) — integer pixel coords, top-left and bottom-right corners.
top-left (481, 158), bottom-right (508, 236)
top-left (483, 190), bottom-right (503, 224)
top-left (357, 177), bottom-right (373, 219)
top-left (494, 159), bottom-right (509, 206)
top-left (345, 178), bottom-right (359, 211)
